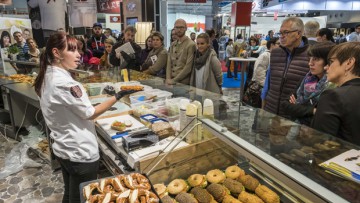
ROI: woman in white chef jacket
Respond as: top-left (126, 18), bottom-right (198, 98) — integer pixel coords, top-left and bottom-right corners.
top-left (34, 32), bottom-right (136, 203)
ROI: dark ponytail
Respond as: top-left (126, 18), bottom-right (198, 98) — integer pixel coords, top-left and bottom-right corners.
top-left (33, 32), bottom-right (67, 97)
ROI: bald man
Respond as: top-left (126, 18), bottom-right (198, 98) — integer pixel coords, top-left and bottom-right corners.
top-left (166, 19), bottom-right (196, 85)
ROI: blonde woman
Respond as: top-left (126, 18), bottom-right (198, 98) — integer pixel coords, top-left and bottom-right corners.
top-left (100, 39), bottom-right (114, 68)
top-left (190, 33), bottom-right (222, 94)
top-left (252, 40), bottom-right (267, 56)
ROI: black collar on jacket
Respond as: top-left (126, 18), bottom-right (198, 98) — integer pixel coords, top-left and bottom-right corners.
top-left (341, 78), bottom-right (360, 87)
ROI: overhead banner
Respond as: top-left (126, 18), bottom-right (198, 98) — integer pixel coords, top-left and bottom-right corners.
top-left (185, 0), bottom-right (206, 3)
top-left (68, 0), bottom-right (97, 28)
top-left (96, 0), bottom-right (121, 14)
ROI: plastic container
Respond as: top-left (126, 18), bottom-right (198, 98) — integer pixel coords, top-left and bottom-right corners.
top-left (140, 114), bottom-right (158, 127)
top-left (88, 84), bottom-right (103, 96)
top-left (150, 118), bottom-right (168, 124)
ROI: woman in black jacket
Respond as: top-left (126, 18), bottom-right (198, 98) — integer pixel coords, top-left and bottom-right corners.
top-left (312, 42), bottom-right (360, 145)
top-left (282, 42), bottom-right (335, 126)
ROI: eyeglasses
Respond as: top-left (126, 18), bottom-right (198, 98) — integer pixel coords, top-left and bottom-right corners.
top-left (174, 26), bottom-right (186, 30)
top-left (278, 30), bottom-right (299, 37)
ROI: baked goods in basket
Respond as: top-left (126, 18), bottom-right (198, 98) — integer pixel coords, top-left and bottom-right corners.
top-left (111, 121), bottom-right (127, 131)
top-left (120, 85), bottom-right (144, 91)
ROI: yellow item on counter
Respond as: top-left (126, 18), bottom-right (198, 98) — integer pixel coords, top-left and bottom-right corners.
top-left (121, 69), bottom-right (129, 82)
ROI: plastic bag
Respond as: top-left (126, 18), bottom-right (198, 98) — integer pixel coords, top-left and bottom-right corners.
top-left (0, 126), bottom-right (43, 179)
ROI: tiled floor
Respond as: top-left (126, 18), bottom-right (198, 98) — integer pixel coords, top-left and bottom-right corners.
top-left (0, 136), bottom-right (64, 203)
top-left (0, 88), bottom-right (241, 203)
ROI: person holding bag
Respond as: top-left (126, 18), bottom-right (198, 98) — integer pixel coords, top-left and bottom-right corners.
top-left (33, 32), bottom-right (138, 203)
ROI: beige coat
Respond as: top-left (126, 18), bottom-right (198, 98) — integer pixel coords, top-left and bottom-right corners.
top-left (190, 49), bottom-right (223, 94)
top-left (145, 47), bottom-right (167, 75)
top-left (166, 37), bottom-right (196, 85)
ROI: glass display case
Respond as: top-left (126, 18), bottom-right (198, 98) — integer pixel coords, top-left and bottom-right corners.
top-left (140, 108), bottom-right (360, 203)
top-left (73, 69), bottom-right (359, 203)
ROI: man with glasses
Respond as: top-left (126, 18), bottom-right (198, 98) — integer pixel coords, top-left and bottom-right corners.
top-left (348, 24), bottom-right (360, 42)
top-left (87, 22), bottom-right (106, 58)
top-left (166, 19), bottom-right (196, 85)
top-left (261, 17), bottom-right (310, 117)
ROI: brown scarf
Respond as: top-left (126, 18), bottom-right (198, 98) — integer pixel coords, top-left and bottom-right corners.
top-left (194, 48), bottom-right (211, 70)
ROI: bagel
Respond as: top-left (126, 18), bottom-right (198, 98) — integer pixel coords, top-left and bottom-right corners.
top-left (225, 165), bottom-right (245, 179)
top-left (167, 179), bottom-right (189, 195)
top-left (206, 169), bottom-right (226, 184)
top-left (153, 183), bottom-right (168, 198)
top-left (187, 174), bottom-right (207, 188)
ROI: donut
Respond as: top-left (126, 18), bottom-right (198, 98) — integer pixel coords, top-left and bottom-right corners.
top-left (167, 179), bottom-right (189, 195)
top-left (187, 174), bottom-right (207, 188)
top-left (153, 183), bottom-right (168, 198)
top-left (238, 175), bottom-right (259, 192)
top-left (238, 191), bottom-right (264, 203)
top-left (206, 183), bottom-right (228, 202)
top-left (175, 192), bottom-right (198, 203)
top-left (190, 186), bottom-right (213, 203)
top-left (161, 195), bottom-right (177, 203)
top-left (223, 195), bottom-right (243, 203)
top-left (223, 178), bottom-right (244, 196)
top-left (206, 169), bottom-right (226, 184)
top-left (255, 185), bottom-right (280, 203)
top-left (225, 165), bottom-right (245, 179)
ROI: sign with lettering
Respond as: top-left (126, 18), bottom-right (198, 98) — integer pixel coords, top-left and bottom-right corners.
top-left (184, 0), bottom-right (206, 3)
top-left (97, 0), bottom-right (121, 14)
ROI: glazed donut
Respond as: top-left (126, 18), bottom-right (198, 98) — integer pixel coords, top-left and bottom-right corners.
top-left (153, 183), bottom-right (168, 198)
top-left (206, 169), bottom-right (226, 184)
top-left (225, 165), bottom-right (245, 179)
top-left (167, 179), bottom-right (189, 195)
top-left (187, 174), bottom-right (207, 188)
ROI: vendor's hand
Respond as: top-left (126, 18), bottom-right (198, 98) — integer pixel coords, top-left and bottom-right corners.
top-left (115, 89), bottom-right (141, 100)
top-left (289, 94), bottom-right (296, 104)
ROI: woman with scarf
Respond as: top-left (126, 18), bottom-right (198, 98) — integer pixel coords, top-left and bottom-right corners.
top-left (142, 32), bottom-right (167, 78)
top-left (281, 42), bottom-right (335, 126)
top-left (190, 33), bottom-right (222, 94)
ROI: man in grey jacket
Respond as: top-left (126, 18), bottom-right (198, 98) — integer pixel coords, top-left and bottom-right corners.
top-left (166, 19), bottom-right (196, 85)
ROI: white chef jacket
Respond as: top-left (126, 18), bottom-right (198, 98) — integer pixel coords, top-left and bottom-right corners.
top-left (39, 65), bottom-right (99, 162)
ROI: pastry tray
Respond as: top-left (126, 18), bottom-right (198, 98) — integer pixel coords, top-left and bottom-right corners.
top-left (79, 173), bottom-right (161, 203)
